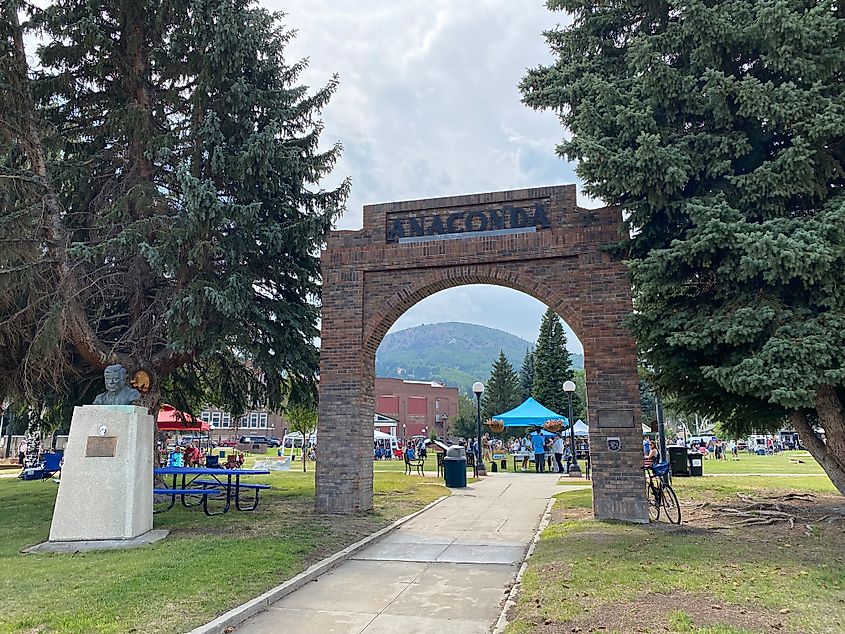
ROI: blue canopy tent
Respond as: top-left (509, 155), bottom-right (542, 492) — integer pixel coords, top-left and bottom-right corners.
top-left (492, 397), bottom-right (568, 428)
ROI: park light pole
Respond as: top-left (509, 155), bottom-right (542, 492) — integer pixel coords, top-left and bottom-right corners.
top-left (563, 380), bottom-right (581, 477)
top-left (472, 381), bottom-right (486, 475)
top-left (655, 394), bottom-right (667, 463)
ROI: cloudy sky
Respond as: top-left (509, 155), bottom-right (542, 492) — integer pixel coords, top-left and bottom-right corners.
top-left (270, 1), bottom-right (584, 351)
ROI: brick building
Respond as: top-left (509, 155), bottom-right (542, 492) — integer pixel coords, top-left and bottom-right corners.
top-left (375, 378), bottom-right (459, 440)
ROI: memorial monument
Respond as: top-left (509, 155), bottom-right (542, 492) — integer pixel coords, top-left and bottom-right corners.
top-left (41, 364), bottom-right (162, 550)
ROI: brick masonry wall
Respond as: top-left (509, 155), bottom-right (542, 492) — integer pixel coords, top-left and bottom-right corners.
top-left (375, 378), bottom-right (459, 439)
top-left (317, 185), bottom-right (648, 522)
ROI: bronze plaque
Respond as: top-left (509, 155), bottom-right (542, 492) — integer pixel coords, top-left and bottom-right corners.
top-left (86, 436), bottom-right (118, 457)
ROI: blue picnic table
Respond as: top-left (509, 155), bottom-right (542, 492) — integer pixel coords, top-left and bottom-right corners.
top-left (154, 467), bottom-right (271, 516)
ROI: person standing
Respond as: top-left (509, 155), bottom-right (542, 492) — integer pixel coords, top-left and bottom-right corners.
top-left (552, 433), bottom-right (565, 473)
top-left (482, 433), bottom-right (491, 463)
top-left (563, 439), bottom-right (573, 473)
top-left (530, 429), bottom-right (546, 473)
top-left (521, 435), bottom-right (531, 472)
top-left (17, 439), bottom-right (27, 466)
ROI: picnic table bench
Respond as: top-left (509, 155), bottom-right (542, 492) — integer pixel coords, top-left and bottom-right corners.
top-left (154, 467), bottom-right (271, 516)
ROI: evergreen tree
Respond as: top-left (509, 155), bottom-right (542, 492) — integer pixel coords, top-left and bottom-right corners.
top-left (532, 308), bottom-right (578, 416)
top-left (450, 393), bottom-right (479, 440)
top-left (520, 348), bottom-right (535, 401)
top-left (482, 351), bottom-right (521, 421)
top-left (521, 0), bottom-right (845, 492)
top-left (0, 1), bottom-right (348, 414)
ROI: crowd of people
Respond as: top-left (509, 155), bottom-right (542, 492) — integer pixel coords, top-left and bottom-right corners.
top-left (504, 430), bottom-right (586, 474)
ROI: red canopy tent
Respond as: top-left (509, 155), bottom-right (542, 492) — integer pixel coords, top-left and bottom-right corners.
top-left (156, 404), bottom-right (210, 432)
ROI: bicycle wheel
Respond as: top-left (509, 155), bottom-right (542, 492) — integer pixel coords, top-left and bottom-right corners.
top-left (648, 484), bottom-right (661, 521)
top-left (661, 484), bottom-right (681, 524)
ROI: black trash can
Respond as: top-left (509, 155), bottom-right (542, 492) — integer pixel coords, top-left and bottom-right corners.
top-left (668, 446), bottom-right (689, 476)
top-left (443, 446), bottom-right (468, 488)
top-left (688, 452), bottom-right (704, 477)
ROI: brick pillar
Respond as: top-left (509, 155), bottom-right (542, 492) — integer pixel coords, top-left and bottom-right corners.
top-left (580, 265), bottom-right (648, 523)
top-left (315, 266), bottom-right (374, 513)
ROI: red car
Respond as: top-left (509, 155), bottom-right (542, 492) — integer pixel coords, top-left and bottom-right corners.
top-left (216, 438), bottom-right (237, 447)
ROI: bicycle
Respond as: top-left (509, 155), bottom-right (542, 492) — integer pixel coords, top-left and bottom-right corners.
top-left (644, 461), bottom-right (681, 524)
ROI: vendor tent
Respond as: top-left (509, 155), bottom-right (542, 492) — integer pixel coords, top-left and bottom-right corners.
top-left (493, 397), bottom-right (568, 428)
top-left (156, 404), bottom-right (210, 432)
top-left (571, 420), bottom-right (589, 436)
top-left (374, 429), bottom-right (396, 440)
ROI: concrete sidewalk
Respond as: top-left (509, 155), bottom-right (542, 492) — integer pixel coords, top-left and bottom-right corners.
top-left (236, 472), bottom-right (586, 634)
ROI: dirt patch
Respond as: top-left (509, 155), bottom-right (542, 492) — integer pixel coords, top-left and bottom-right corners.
top-left (530, 590), bottom-right (783, 633)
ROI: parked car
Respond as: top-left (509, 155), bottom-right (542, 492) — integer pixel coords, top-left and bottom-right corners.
top-left (238, 435), bottom-right (280, 448)
top-left (216, 438), bottom-right (238, 447)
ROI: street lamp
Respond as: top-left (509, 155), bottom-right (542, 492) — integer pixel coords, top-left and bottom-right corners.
top-left (563, 380), bottom-right (581, 477)
top-left (472, 382), bottom-right (487, 475)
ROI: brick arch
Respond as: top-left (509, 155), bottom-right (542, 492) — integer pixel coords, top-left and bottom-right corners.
top-left (362, 266), bottom-right (581, 358)
top-left (316, 185), bottom-right (647, 523)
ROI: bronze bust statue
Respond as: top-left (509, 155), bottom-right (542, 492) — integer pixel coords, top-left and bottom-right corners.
top-left (94, 364), bottom-right (141, 406)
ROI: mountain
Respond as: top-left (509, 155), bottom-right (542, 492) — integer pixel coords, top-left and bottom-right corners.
top-left (376, 322), bottom-right (584, 394)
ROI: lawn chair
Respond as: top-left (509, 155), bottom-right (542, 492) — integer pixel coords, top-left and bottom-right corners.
top-left (18, 452), bottom-right (63, 481)
top-left (42, 453), bottom-right (62, 480)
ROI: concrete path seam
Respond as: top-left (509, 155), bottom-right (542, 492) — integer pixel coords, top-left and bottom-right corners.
top-left (186, 494), bottom-right (449, 634)
top-left (492, 496), bottom-right (556, 634)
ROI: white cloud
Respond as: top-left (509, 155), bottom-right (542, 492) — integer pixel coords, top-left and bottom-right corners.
top-left (268, 0), bottom-right (579, 227)
top-left (266, 1), bottom-right (586, 355)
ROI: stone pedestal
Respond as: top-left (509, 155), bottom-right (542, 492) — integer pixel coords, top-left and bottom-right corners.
top-left (49, 405), bottom-right (153, 542)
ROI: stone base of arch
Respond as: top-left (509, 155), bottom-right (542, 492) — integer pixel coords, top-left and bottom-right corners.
top-left (316, 185), bottom-right (648, 523)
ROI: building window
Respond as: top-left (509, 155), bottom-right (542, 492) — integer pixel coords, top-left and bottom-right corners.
top-left (222, 412), bottom-right (231, 428)
top-left (250, 412), bottom-right (259, 428)
top-left (211, 411), bottom-right (221, 425)
top-left (435, 399), bottom-right (440, 410)
top-left (201, 411), bottom-right (210, 422)
top-left (259, 413), bottom-right (268, 428)
top-left (435, 413), bottom-right (441, 423)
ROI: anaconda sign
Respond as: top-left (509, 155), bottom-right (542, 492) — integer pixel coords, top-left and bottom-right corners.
top-left (386, 202), bottom-right (551, 243)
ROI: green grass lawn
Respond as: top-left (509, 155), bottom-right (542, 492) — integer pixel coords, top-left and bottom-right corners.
top-left (0, 469), bottom-right (447, 634)
top-left (509, 471), bottom-right (844, 634)
top-left (697, 450), bottom-right (826, 475)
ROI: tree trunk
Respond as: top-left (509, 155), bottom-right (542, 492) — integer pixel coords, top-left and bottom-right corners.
top-left (24, 413), bottom-right (43, 469)
top-left (137, 374), bottom-right (162, 467)
top-left (790, 389), bottom-right (845, 495)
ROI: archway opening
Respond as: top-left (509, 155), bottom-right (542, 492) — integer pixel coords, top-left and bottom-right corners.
top-left (370, 283), bottom-right (591, 483)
